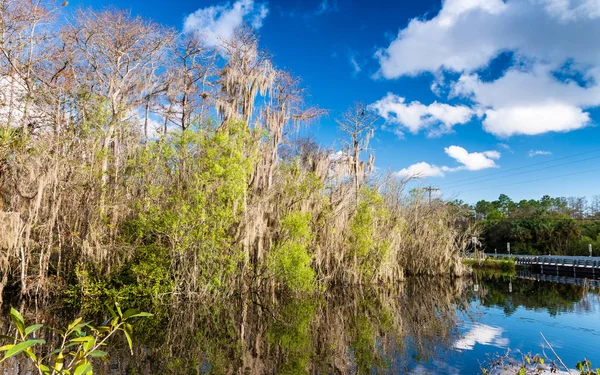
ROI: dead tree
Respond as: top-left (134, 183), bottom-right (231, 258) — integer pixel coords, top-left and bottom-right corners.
top-left (336, 102), bottom-right (378, 204)
top-left (216, 27), bottom-right (275, 125)
top-left (64, 9), bottom-right (174, 215)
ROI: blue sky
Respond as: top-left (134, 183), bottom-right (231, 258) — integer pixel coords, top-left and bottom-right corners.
top-left (70, 0), bottom-right (600, 203)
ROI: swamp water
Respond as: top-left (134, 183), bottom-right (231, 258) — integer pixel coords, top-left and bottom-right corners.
top-left (1, 273), bottom-right (599, 374)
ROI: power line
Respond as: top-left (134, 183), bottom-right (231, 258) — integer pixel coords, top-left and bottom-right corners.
top-left (456, 167), bottom-right (600, 194)
top-left (442, 154), bottom-right (600, 190)
top-left (439, 148), bottom-right (600, 188)
top-left (424, 186), bottom-right (440, 203)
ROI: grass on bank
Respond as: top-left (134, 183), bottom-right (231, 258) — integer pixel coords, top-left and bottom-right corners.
top-left (463, 257), bottom-right (516, 273)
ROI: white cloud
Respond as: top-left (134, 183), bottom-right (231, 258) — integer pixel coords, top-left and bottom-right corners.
top-left (454, 323), bottom-right (509, 351)
top-left (375, 0), bottom-right (600, 137)
top-left (375, 0), bottom-right (600, 78)
top-left (396, 145), bottom-right (500, 178)
top-left (396, 162), bottom-right (451, 178)
top-left (370, 93), bottom-right (475, 136)
top-left (375, 0), bottom-right (508, 78)
top-left (445, 145), bottom-right (500, 170)
top-left (183, 0), bottom-right (269, 48)
top-left (483, 102), bottom-right (591, 137)
top-left (529, 149), bottom-right (552, 157)
top-left (541, 0), bottom-right (600, 22)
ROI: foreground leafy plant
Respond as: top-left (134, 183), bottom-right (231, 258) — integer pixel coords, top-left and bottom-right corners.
top-left (482, 354), bottom-right (600, 375)
top-left (576, 360), bottom-right (600, 375)
top-left (0, 305), bottom-right (152, 374)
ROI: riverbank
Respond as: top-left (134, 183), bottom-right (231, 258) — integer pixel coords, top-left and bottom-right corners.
top-left (463, 257), bottom-right (517, 272)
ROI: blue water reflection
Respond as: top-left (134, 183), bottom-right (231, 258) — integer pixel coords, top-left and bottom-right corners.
top-left (411, 274), bottom-right (600, 374)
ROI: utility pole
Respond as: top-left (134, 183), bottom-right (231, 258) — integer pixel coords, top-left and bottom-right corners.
top-left (424, 186), bottom-right (440, 204)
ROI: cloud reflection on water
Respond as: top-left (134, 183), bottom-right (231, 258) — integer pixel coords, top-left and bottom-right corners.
top-left (454, 323), bottom-right (509, 351)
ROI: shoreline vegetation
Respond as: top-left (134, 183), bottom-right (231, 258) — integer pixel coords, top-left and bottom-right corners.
top-left (452, 194), bottom-right (600, 257)
top-left (463, 257), bottom-right (517, 273)
top-left (0, 0), bottom-right (475, 310)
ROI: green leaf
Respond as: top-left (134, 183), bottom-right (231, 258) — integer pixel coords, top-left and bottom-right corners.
top-left (22, 348), bottom-right (37, 361)
top-left (25, 324), bottom-right (43, 336)
top-left (83, 337), bottom-right (96, 352)
top-left (66, 318), bottom-right (83, 335)
top-left (38, 363), bottom-right (51, 374)
top-left (121, 323), bottom-right (133, 354)
top-left (55, 351), bottom-right (64, 371)
top-left (122, 309), bottom-right (139, 320)
top-left (127, 312), bottom-right (153, 319)
top-left (73, 362), bottom-right (92, 375)
top-left (1, 339), bottom-right (45, 362)
top-left (107, 305), bottom-right (118, 319)
top-left (10, 308), bottom-right (25, 338)
top-left (89, 350), bottom-right (107, 358)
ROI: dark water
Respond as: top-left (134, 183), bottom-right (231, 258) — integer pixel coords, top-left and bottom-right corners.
top-left (1, 273), bottom-right (599, 374)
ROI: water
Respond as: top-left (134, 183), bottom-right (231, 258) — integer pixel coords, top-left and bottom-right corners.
top-left (1, 272), bottom-right (599, 374)
top-left (413, 273), bottom-right (600, 374)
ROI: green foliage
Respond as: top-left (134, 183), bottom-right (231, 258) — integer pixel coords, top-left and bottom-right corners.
top-left (0, 126), bottom-right (28, 158)
top-left (463, 258), bottom-right (516, 272)
top-left (128, 122), bottom-right (257, 294)
top-left (473, 194), bottom-right (600, 255)
top-left (576, 360), bottom-right (600, 375)
top-left (267, 298), bottom-right (318, 375)
top-left (348, 188), bottom-right (391, 282)
top-left (66, 246), bottom-right (172, 312)
top-left (0, 306), bottom-right (151, 374)
top-left (268, 211), bottom-right (316, 293)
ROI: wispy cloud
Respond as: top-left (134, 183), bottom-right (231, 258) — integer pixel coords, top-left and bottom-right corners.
top-left (316, 0), bottom-right (339, 15)
top-left (349, 55), bottom-right (361, 75)
top-left (529, 149), bottom-right (552, 157)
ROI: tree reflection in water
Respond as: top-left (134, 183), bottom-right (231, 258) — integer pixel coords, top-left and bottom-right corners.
top-left (2, 274), bottom-right (595, 374)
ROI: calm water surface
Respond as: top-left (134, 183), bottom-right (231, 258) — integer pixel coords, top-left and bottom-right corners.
top-left (413, 273), bottom-right (600, 374)
top-left (1, 272), bottom-right (599, 374)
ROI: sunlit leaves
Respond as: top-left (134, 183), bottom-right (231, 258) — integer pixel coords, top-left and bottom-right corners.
top-left (0, 306), bottom-right (151, 374)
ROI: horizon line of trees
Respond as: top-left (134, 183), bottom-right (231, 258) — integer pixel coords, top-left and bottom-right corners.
top-left (452, 194), bottom-right (600, 256)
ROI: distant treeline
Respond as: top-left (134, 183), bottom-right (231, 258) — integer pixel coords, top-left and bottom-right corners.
top-left (452, 194), bottom-right (600, 256)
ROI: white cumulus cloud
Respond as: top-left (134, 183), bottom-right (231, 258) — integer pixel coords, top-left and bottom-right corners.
top-left (370, 93), bottom-right (475, 137)
top-left (444, 145), bottom-right (500, 170)
top-left (183, 0), bottom-right (269, 48)
top-left (396, 162), bottom-right (451, 178)
top-left (396, 145), bottom-right (500, 178)
top-left (375, 0), bottom-right (600, 137)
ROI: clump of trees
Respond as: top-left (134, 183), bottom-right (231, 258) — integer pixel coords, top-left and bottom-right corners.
top-left (457, 194), bottom-right (600, 255)
top-left (0, 0), bottom-right (472, 305)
